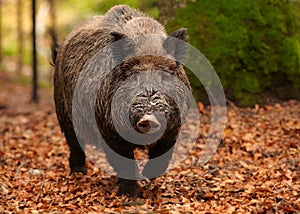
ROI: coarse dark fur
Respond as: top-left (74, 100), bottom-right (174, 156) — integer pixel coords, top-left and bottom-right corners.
top-left (52, 5), bottom-right (191, 196)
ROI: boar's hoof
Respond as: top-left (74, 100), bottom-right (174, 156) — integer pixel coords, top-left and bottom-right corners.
top-left (117, 178), bottom-right (139, 197)
top-left (70, 165), bottom-right (87, 175)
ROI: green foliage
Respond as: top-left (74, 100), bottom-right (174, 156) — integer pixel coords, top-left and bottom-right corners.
top-left (94, 0), bottom-right (158, 19)
top-left (167, 0), bottom-right (300, 106)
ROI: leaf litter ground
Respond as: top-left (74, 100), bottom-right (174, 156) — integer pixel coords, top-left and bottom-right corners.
top-left (0, 78), bottom-right (299, 213)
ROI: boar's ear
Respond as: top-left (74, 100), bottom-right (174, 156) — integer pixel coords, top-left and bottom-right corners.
top-left (163, 28), bottom-right (188, 65)
top-left (169, 28), bottom-right (188, 42)
top-left (110, 31), bottom-right (135, 63)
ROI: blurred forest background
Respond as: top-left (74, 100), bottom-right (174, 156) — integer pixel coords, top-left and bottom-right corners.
top-left (0, 0), bottom-right (300, 106)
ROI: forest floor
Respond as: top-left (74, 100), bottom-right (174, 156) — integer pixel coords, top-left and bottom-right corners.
top-left (0, 73), bottom-right (299, 213)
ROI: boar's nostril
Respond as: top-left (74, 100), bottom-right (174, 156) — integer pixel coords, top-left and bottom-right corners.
top-left (136, 115), bottom-right (161, 134)
top-left (137, 120), bottom-right (151, 133)
top-left (150, 121), bottom-right (159, 129)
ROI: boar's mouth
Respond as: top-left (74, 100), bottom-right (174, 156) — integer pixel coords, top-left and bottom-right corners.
top-left (136, 114), bottom-right (161, 134)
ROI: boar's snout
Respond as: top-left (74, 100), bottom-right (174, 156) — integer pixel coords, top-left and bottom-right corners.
top-left (137, 114), bottom-right (161, 134)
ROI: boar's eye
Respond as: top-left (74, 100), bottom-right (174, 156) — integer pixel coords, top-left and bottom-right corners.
top-left (132, 102), bottom-right (143, 109)
top-left (158, 104), bottom-right (166, 111)
top-left (152, 95), bottom-right (161, 101)
top-left (131, 96), bottom-right (149, 114)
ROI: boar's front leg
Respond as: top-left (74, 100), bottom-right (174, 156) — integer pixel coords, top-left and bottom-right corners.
top-left (64, 127), bottom-right (87, 174)
top-left (104, 140), bottom-right (141, 197)
top-left (142, 129), bottom-right (179, 178)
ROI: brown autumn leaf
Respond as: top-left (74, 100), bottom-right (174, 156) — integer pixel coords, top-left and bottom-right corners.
top-left (0, 77), bottom-right (299, 213)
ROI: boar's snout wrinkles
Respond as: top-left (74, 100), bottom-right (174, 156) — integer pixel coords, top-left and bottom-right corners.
top-left (53, 4), bottom-right (191, 197)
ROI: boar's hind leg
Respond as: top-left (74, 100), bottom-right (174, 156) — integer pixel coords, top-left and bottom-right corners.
top-left (64, 127), bottom-right (87, 174)
top-left (104, 142), bottom-right (140, 197)
top-left (142, 131), bottom-right (178, 178)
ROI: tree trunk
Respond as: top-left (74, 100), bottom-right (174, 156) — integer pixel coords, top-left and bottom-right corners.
top-left (17, 0), bottom-right (24, 74)
top-left (32, 0), bottom-right (38, 103)
top-left (49, 0), bottom-right (56, 32)
top-left (0, 0), bottom-right (2, 67)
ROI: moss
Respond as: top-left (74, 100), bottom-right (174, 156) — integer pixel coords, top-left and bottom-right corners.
top-left (166, 0), bottom-right (300, 106)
